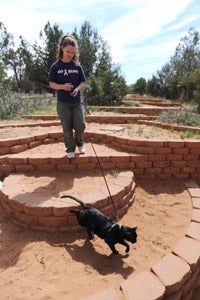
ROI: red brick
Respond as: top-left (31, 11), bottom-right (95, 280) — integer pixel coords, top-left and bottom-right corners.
top-left (173, 237), bottom-right (200, 271)
top-left (187, 188), bottom-right (200, 198)
top-left (56, 164), bottom-right (76, 171)
top-left (136, 161), bottom-right (152, 168)
top-left (35, 133), bottom-right (48, 140)
top-left (130, 154), bottom-right (148, 162)
top-left (136, 146), bottom-right (155, 154)
top-left (110, 155), bottom-right (130, 163)
top-left (10, 144), bottom-right (28, 153)
top-left (190, 147), bottom-right (200, 154)
top-left (151, 253), bottom-right (191, 295)
top-left (77, 163), bottom-right (96, 170)
top-left (37, 216), bottom-right (67, 227)
top-left (120, 271), bottom-right (165, 300)
top-left (171, 161), bottom-right (187, 167)
top-left (167, 154), bottom-right (183, 161)
top-left (186, 222), bottom-right (200, 240)
top-left (28, 157), bottom-right (50, 164)
top-left (163, 167), bottom-right (180, 174)
top-left (29, 141), bottom-right (42, 148)
top-left (145, 140), bottom-right (164, 147)
top-left (149, 154), bottom-right (167, 161)
top-left (192, 198), bottom-right (200, 209)
top-left (155, 148), bottom-right (171, 154)
top-left (48, 131), bottom-right (63, 139)
top-left (8, 157), bottom-right (28, 164)
top-left (166, 141), bottom-right (185, 147)
top-left (0, 147), bottom-right (10, 155)
top-left (192, 209), bottom-right (200, 222)
top-left (173, 148), bottom-right (189, 154)
top-left (36, 164), bottom-right (55, 171)
top-left (145, 168), bottom-right (162, 175)
top-left (184, 179), bottom-right (199, 188)
top-left (15, 165), bottom-right (36, 172)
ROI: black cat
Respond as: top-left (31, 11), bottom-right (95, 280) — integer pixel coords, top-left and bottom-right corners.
top-left (61, 195), bottom-right (137, 255)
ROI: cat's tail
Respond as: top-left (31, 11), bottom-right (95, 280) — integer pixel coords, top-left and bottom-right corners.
top-left (60, 195), bottom-right (86, 207)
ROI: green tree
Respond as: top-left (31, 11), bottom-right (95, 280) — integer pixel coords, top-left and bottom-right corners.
top-left (74, 21), bottom-right (127, 106)
top-left (134, 77), bottom-right (146, 95)
top-left (153, 28), bottom-right (200, 100)
top-left (2, 36), bottom-right (31, 90)
top-left (28, 21), bottom-right (63, 92)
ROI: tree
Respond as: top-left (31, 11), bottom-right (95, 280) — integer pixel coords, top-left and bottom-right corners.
top-left (2, 36), bottom-right (32, 90)
top-left (28, 22), bottom-right (63, 92)
top-left (74, 21), bottom-right (127, 106)
top-left (134, 77), bottom-right (146, 95)
top-left (73, 21), bottom-right (100, 78)
top-left (152, 28), bottom-right (200, 100)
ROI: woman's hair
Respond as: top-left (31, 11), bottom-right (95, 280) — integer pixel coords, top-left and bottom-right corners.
top-left (56, 34), bottom-right (79, 62)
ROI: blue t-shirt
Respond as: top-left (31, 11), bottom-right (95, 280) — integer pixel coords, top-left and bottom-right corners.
top-left (48, 60), bottom-right (86, 104)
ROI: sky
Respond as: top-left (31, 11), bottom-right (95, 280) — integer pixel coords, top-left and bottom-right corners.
top-left (0, 0), bottom-right (200, 85)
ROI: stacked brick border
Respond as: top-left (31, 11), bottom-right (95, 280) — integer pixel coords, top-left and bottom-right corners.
top-left (0, 171), bottom-right (135, 232)
top-left (0, 129), bottom-right (200, 180)
top-left (0, 119), bottom-right (200, 299)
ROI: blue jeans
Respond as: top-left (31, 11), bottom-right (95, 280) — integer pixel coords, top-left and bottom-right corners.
top-left (57, 101), bottom-right (85, 153)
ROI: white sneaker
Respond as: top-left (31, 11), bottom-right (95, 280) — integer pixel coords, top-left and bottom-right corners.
top-left (67, 152), bottom-right (75, 158)
top-left (78, 146), bottom-right (85, 154)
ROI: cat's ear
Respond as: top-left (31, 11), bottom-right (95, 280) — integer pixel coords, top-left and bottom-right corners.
top-left (132, 227), bottom-right (137, 231)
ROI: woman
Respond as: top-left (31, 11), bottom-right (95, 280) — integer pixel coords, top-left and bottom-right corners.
top-left (48, 34), bottom-right (86, 158)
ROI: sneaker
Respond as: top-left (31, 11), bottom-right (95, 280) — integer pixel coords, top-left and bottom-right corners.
top-left (67, 152), bottom-right (75, 158)
top-left (78, 146), bottom-right (85, 154)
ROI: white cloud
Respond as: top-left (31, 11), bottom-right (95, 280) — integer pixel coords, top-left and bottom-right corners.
top-left (0, 0), bottom-right (199, 84)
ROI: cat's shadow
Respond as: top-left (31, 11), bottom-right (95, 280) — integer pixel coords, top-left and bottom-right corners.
top-left (64, 238), bottom-right (134, 279)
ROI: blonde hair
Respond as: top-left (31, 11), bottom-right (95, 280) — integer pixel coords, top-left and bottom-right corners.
top-left (56, 34), bottom-right (79, 62)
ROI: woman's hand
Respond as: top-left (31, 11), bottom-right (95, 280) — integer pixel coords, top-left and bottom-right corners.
top-left (70, 87), bottom-right (79, 97)
top-left (63, 83), bottom-right (73, 92)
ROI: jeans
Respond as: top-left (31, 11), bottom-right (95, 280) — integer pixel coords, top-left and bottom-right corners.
top-left (57, 101), bottom-right (85, 153)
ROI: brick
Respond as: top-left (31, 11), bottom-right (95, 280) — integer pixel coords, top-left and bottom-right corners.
top-left (173, 237), bottom-right (200, 271)
top-left (187, 188), bottom-right (200, 198)
top-left (15, 165), bottom-right (36, 172)
top-left (28, 157), bottom-right (50, 164)
top-left (149, 155), bottom-right (167, 161)
top-left (37, 216), bottom-right (67, 227)
top-left (192, 209), bottom-right (200, 222)
top-left (173, 147), bottom-right (189, 154)
top-left (184, 179), bottom-right (199, 188)
top-left (151, 253), bottom-right (191, 295)
top-left (35, 133), bottom-right (48, 140)
top-left (8, 157), bottom-right (28, 164)
top-left (192, 198), bottom-right (200, 209)
top-left (83, 287), bottom-right (121, 300)
top-left (36, 164), bottom-right (55, 172)
top-left (29, 141), bottom-right (42, 148)
top-left (155, 148), bottom-right (171, 155)
top-left (167, 154), bottom-right (183, 161)
top-left (136, 146), bottom-right (155, 154)
top-left (10, 144), bottom-right (28, 153)
top-left (186, 222), bottom-right (200, 240)
top-left (166, 141), bottom-right (185, 148)
top-left (120, 271), bottom-right (165, 300)
top-left (0, 147), bottom-right (10, 155)
top-left (48, 131), bottom-right (63, 139)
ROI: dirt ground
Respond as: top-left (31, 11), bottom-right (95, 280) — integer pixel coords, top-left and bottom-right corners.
top-left (0, 120), bottom-right (199, 299)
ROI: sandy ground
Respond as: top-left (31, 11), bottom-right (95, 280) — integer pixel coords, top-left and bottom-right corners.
top-left (0, 121), bottom-right (199, 299)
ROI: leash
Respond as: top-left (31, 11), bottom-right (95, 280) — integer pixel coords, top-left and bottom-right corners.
top-left (89, 137), bottom-right (119, 222)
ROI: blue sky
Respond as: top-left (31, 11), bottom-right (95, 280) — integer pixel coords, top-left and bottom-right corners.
top-left (0, 0), bottom-right (200, 84)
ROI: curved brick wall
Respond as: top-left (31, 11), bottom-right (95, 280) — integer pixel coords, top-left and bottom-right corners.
top-left (0, 170), bottom-right (135, 231)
